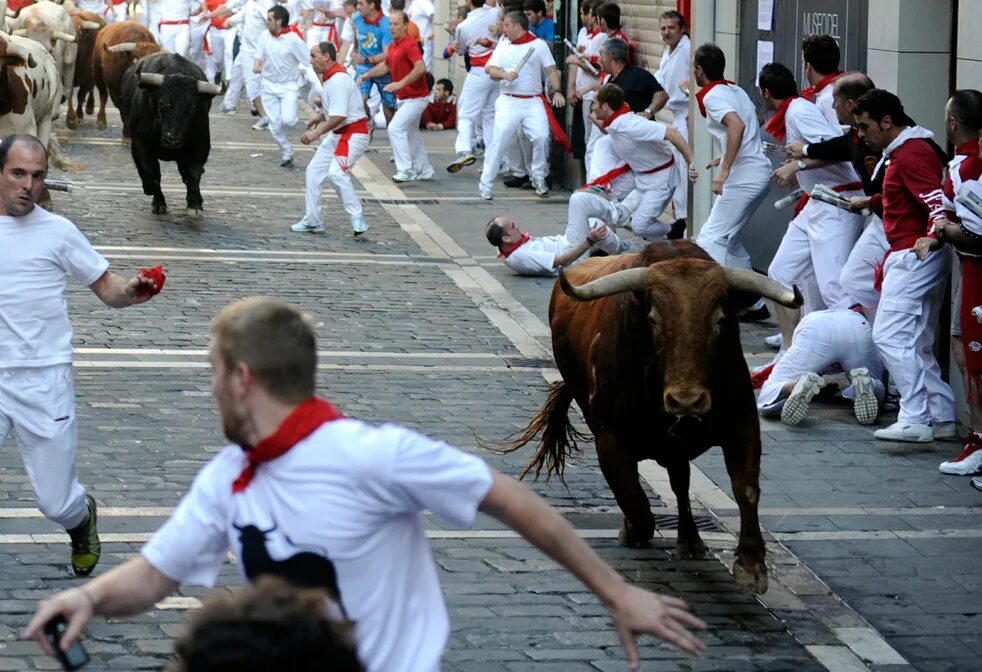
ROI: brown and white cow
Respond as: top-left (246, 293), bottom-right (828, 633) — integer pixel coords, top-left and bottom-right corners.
top-left (8, 0), bottom-right (79, 115)
top-left (498, 242), bottom-right (803, 594)
top-left (66, 9), bottom-right (104, 128)
top-left (92, 20), bottom-right (159, 141)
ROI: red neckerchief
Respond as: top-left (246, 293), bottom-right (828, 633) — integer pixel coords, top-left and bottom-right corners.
top-left (609, 29), bottom-right (627, 42)
top-left (511, 31), bottom-right (537, 45)
top-left (956, 139), bottom-right (978, 157)
top-left (231, 397), bottom-right (345, 493)
top-left (695, 79), bottom-right (734, 117)
top-left (587, 27), bottom-right (600, 37)
top-left (498, 232), bottom-right (531, 258)
top-left (602, 102), bottom-right (631, 130)
top-left (361, 10), bottom-right (382, 26)
top-left (321, 62), bottom-right (347, 82)
top-left (274, 24), bottom-right (304, 39)
top-left (801, 71), bottom-right (842, 101)
top-left (764, 95), bottom-right (799, 142)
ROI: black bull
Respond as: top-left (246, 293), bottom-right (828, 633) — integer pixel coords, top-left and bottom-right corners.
top-left (120, 52), bottom-right (221, 216)
top-left (496, 242), bottom-right (803, 594)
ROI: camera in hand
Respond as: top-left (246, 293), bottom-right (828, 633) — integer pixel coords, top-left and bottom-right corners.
top-left (43, 616), bottom-right (89, 670)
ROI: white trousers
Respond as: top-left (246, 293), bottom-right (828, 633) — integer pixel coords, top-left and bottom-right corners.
top-left (582, 94), bottom-right (599, 175)
top-left (839, 214), bottom-right (888, 311)
top-left (159, 22), bottom-right (190, 57)
top-left (223, 48), bottom-right (261, 109)
top-left (629, 170), bottom-right (676, 241)
top-left (142, 0), bottom-right (162, 40)
top-left (303, 131), bottom-right (369, 227)
top-left (566, 191), bottom-right (624, 255)
top-left (668, 117), bottom-right (688, 220)
top-left (0, 365), bottom-right (88, 528)
top-left (768, 197), bottom-right (864, 310)
top-left (454, 68), bottom-right (497, 155)
top-left (696, 171), bottom-right (771, 270)
top-left (588, 135), bottom-right (633, 200)
top-left (188, 18), bottom-right (208, 66)
top-left (874, 247), bottom-right (956, 425)
top-left (506, 133), bottom-right (532, 177)
top-left (262, 80), bottom-right (299, 161)
top-left (388, 96), bottom-right (432, 176)
top-left (202, 27), bottom-right (229, 83)
top-left (758, 310), bottom-right (885, 414)
top-left (480, 94), bottom-right (549, 193)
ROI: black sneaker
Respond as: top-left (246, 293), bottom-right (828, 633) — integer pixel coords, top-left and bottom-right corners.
top-left (738, 305), bottom-right (771, 323)
top-left (68, 494), bottom-right (100, 577)
top-left (503, 175), bottom-right (531, 189)
top-left (668, 218), bottom-right (687, 240)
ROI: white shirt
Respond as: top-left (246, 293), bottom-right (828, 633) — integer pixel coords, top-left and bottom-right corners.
top-left (814, 84), bottom-right (842, 130)
top-left (701, 83), bottom-right (771, 184)
top-left (504, 236), bottom-right (569, 276)
top-left (321, 68), bottom-right (366, 130)
top-left (455, 4), bottom-right (497, 61)
top-left (654, 33), bottom-right (690, 121)
top-left (784, 97), bottom-right (860, 194)
top-left (340, 15), bottom-right (354, 42)
top-left (945, 156), bottom-right (982, 255)
top-left (258, 29), bottom-right (311, 83)
top-left (0, 207), bottom-right (109, 368)
top-left (486, 35), bottom-right (555, 96)
top-left (142, 418), bottom-right (494, 672)
top-left (227, 0), bottom-right (268, 53)
top-left (158, 0), bottom-right (195, 23)
top-left (574, 29), bottom-right (606, 100)
top-left (408, 0), bottom-right (434, 41)
top-left (605, 112), bottom-right (674, 173)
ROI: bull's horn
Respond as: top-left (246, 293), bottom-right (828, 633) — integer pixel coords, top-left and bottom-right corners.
top-left (559, 266), bottom-right (649, 302)
top-left (723, 267), bottom-right (803, 308)
top-left (53, 31), bottom-right (77, 42)
top-left (2, 40), bottom-right (30, 62)
top-left (11, 29), bottom-right (27, 36)
top-left (139, 72), bottom-right (165, 87)
top-left (107, 42), bottom-right (136, 52)
top-left (196, 80), bottom-right (222, 95)
top-left (80, 21), bottom-right (101, 30)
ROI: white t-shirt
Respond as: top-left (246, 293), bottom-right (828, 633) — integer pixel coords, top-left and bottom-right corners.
top-left (486, 35), bottom-right (555, 96)
top-left (455, 4), bottom-right (497, 61)
top-left (945, 156), bottom-right (982, 256)
top-left (258, 29), bottom-right (311, 83)
top-left (227, 0), bottom-right (269, 53)
top-left (0, 207), bottom-right (109, 368)
top-left (654, 34), bottom-right (690, 122)
top-left (504, 235), bottom-right (569, 275)
top-left (701, 83), bottom-right (771, 185)
top-left (408, 0), bottom-right (434, 41)
top-left (340, 15), bottom-right (354, 42)
top-left (158, 0), bottom-right (195, 22)
top-left (321, 68), bottom-right (366, 129)
top-left (575, 29), bottom-right (605, 100)
top-left (605, 112), bottom-right (674, 173)
top-left (784, 97), bottom-right (860, 195)
top-left (142, 418), bottom-right (494, 672)
top-left (814, 84), bottom-right (842, 130)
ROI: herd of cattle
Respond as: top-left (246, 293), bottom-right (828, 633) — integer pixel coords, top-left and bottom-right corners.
top-left (0, 0), bottom-right (219, 213)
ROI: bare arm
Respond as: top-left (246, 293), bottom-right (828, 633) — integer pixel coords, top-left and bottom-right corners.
top-left (648, 89), bottom-right (668, 115)
top-left (544, 65), bottom-right (564, 107)
top-left (88, 270), bottom-right (158, 308)
top-left (23, 557), bottom-right (178, 655)
top-left (479, 470), bottom-right (706, 667)
top-left (359, 58), bottom-right (390, 81)
top-left (664, 126), bottom-right (694, 167)
top-left (711, 111), bottom-right (744, 195)
top-left (486, 65), bottom-right (515, 81)
top-left (302, 114), bottom-right (348, 144)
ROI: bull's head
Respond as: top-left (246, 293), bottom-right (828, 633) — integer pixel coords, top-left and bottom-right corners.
top-left (560, 260), bottom-right (802, 417)
top-left (0, 32), bottom-right (31, 63)
top-left (12, 20), bottom-right (75, 52)
top-left (138, 72), bottom-right (221, 149)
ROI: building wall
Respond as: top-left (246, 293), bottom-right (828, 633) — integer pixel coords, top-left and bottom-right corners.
top-left (619, 0), bottom-right (676, 69)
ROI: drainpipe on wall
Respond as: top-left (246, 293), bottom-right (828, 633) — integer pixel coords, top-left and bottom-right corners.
top-left (688, 0), bottom-right (715, 238)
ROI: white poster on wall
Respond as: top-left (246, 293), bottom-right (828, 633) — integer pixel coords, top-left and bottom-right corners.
top-left (758, 0), bottom-right (775, 30)
top-left (756, 40), bottom-right (774, 85)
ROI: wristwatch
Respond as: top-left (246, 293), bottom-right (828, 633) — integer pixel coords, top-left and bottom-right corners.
top-left (796, 159), bottom-right (807, 171)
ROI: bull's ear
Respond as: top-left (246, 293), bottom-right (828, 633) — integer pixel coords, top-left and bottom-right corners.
top-left (28, 54), bottom-right (35, 68)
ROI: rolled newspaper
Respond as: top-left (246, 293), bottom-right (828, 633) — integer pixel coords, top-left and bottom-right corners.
top-left (956, 182), bottom-right (982, 220)
top-left (811, 184), bottom-right (869, 216)
top-left (773, 188), bottom-right (804, 210)
top-left (44, 179), bottom-right (74, 193)
top-left (762, 141), bottom-right (789, 157)
top-left (973, 305), bottom-right (982, 324)
top-left (563, 38), bottom-right (598, 76)
top-left (341, 43), bottom-right (354, 67)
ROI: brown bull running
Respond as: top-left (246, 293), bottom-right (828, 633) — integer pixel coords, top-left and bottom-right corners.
top-left (498, 241), bottom-right (802, 594)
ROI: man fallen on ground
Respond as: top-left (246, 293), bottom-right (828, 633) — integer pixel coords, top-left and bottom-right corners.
top-left (23, 297), bottom-right (705, 672)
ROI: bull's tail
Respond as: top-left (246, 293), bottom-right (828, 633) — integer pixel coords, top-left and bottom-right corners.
top-left (49, 135), bottom-right (84, 171)
top-left (481, 381), bottom-right (588, 486)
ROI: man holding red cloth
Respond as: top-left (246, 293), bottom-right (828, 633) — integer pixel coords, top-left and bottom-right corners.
top-left (849, 89), bottom-right (956, 443)
top-left (25, 296), bottom-right (707, 672)
top-left (292, 41), bottom-right (370, 236)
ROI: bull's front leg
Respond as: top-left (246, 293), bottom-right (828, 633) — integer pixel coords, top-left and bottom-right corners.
top-left (665, 460), bottom-right (708, 559)
top-left (131, 140), bottom-right (166, 214)
top-left (596, 433), bottom-right (655, 548)
top-left (67, 88), bottom-right (79, 129)
top-left (722, 420), bottom-right (768, 594)
top-left (177, 160), bottom-right (205, 216)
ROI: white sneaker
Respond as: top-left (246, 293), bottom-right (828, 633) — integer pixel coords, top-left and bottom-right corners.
top-left (939, 440), bottom-right (982, 475)
top-left (933, 421), bottom-right (957, 440)
top-left (874, 420), bottom-right (934, 443)
top-left (447, 151), bottom-right (476, 173)
top-left (290, 220), bottom-right (324, 233)
top-left (351, 216), bottom-right (368, 236)
top-left (610, 190), bottom-right (642, 228)
top-left (220, 105), bottom-right (236, 115)
top-left (849, 368), bottom-right (878, 425)
top-left (251, 117), bottom-right (269, 130)
top-left (480, 189), bottom-right (493, 201)
top-left (416, 170), bottom-right (435, 181)
top-left (533, 179), bottom-right (548, 197)
top-left (781, 372), bottom-right (824, 426)
top-left (392, 171), bottom-right (415, 183)
top-left (764, 333), bottom-right (783, 349)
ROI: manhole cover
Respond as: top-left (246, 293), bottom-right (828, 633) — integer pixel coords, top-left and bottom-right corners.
top-left (503, 356), bottom-right (555, 369)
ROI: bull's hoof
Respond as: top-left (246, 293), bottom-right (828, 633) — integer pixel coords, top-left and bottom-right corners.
top-left (96, 119), bottom-right (107, 130)
top-left (185, 207), bottom-right (203, 218)
top-left (618, 517), bottom-right (654, 548)
top-left (152, 202), bottom-right (167, 215)
top-left (66, 117), bottom-right (78, 130)
top-left (733, 556), bottom-right (768, 594)
top-left (675, 538), bottom-right (709, 560)
top-left (121, 137), bottom-right (131, 147)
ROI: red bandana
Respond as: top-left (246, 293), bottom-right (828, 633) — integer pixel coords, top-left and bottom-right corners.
top-left (274, 24), bottom-right (304, 39)
top-left (510, 31), bottom-right (537, 45)
top-left (955, 139), bottom-right (978, 157)
top-left (602, 102), bottom-right (631, 130)
top-left (137, 265), bottom-right (166, 297)
top-left (764, 95), bottom-right (799, 142)
top-left (231, 397), bottom-right (345, 493)
top-left (801, 71), bottom-right (842, 101)
top-left (361, 10), bottom-right (382, 26)
top-left (695, 79), bottom-right (734, 117)
top-left (498, 232), bottom-right (531, 258)
top-left (587, 27), bottom-right (600, 37)
top-left (321, 62), bottom-right (346, 82)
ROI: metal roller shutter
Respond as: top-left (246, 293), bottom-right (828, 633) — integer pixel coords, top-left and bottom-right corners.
top-left (618, 0), bottom-right (676, 70)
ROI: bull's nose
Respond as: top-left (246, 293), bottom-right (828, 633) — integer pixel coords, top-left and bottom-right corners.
top-left (664, 388), bottom-right (711, 416)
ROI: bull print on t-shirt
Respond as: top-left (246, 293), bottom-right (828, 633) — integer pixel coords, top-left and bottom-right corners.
top-left (235, 522), bottom-right (346, 614)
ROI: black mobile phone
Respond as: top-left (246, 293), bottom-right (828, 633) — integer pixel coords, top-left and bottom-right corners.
top-left (43, 616), bottom-right (89, 671)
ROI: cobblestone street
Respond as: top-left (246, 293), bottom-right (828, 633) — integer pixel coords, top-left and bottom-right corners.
top-left (0, 102), bottom-right (977, 671)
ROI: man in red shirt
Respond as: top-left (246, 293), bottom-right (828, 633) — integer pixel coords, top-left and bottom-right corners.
top-left (422, 78), bottom-right (457, 130)
top-left (358, 10), bottom-right (434, 182)
top-left (849, 90), bottom-right (956, 443)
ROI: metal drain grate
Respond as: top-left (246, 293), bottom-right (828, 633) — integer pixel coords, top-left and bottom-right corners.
top-left (654, 514), bottom-right (725, 532)
top-left (503, 356), bottom-right (556, 369)
top-left (367, 198), bottom-right (440, 205)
